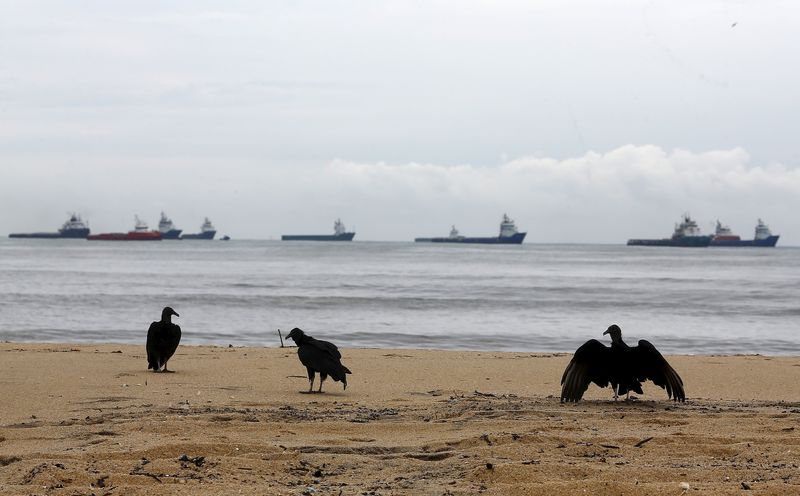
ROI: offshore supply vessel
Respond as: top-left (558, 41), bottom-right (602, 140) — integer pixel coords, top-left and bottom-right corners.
top-left (87, 216), bottom-right (162, 241)
top-left (710, 219), bottom-right (780, 247)
top-left (9, 214), bottom-right (91, 239)
top-left (414, 214), bottom-right (527, 244)
top-left (282, 219), bottom-right (355, 241)
top-left (158, 212), bottom-right (182, 239)
top-left (627, 214), bottom-right (713, 247)
top-left (181, 217), bottom-right (217, 240)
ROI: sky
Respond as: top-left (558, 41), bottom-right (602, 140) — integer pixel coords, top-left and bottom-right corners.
top-left (1, 1), bottom-right (798, 243)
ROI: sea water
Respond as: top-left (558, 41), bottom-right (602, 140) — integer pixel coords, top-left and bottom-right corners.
top-left (0, 239), bottom-right (798, 355)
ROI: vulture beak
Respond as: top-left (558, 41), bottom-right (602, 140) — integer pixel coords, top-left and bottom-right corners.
top-left (602, 329), bottom-right (610, 335)
top-left (172, 310), bottom-right (180, 317)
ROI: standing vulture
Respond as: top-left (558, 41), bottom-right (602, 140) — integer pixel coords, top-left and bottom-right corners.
top-left (146, 306), bottom-right (181, 372)
top-left (286, 328), bottom-right (351, 393)
top-left (560, 324), bottom-right (685, 402)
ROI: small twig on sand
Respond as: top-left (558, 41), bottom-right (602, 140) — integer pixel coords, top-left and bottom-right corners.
top-left (634, 436), bottom-right (654, 448)
top-left (278, 329), bottom-right (284, 348)
top-left (130, 471), bottom-right (162, 483)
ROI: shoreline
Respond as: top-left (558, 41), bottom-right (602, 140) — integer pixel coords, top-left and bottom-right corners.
top-left (2, 339), bottom-right (798, 358)
top-left (1, 343), bottom-right (799, 494)
top-left (4, 338), bottom-right (796, 354)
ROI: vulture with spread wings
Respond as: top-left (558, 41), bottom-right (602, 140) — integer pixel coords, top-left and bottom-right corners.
top-left (561, 324), bottom-right (685, 402)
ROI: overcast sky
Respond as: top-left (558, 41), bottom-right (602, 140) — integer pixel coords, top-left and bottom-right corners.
top-left (1, 1), bottom-right (798, 243)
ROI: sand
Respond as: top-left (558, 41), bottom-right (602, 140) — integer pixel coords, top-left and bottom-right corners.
top-left (0, 343), bottom-right (798, 495)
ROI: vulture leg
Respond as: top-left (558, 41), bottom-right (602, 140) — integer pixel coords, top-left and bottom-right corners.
top-left (318, 373), bottom-right (327, 393)
top-left (613, 384), bottom-right (620, 401)
top-left (163, 361), bottom-right (174, 373)
top-left (306, 367), bottom-right (316, 393)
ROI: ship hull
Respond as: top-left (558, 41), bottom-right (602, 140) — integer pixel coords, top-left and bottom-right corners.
top-left (711, 235), bottom-right (779, 247)
top-left (10, 232), bottom-right (64, 239)
top-left (415, 232), bottom-right (526, 244)
top-left (181, 231), bottom-right (216, 240)
top-left (627, 235), bottom-right (712, 247)
top-left (87, 232), bottom-right (162, 241)
top-left (282, 233), bottom-right (356, 241)
top-left (9, 229), bottom-right (90, 239)
top-left (160, 229), bottom-right (183, 240)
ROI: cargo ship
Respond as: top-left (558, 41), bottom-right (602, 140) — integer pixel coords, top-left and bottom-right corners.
top-left (87, 216), bottom-right (162, 241)
top-left (282, 219), bottom-right (355, 241)
top-left (415, 214), bottom-right (527, 244)
top-left (710, 219), bottom-right (780, 247)
top-left (627, 214), bottom-right (713, 247)
top-left (9, 213), bottom-right (90, 239)
top-left (181, 217), bottom-right (217, 240)
top-left (158, 212), bottom-right (182, 239)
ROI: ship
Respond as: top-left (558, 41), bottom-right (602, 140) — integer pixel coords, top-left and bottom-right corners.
top-left (282, 219), bottom-right (356, 241)
top-left (158, 212), bottom-right (182, 239)
top-left (710, 219), bottom-right (780, 247)
top-left (415, 214), bottom-right (527, 244)
top-left (9, 213), bottom-right (91, 239)
top-left (627, 214), bottom-right (713, 247)
top-left (181, 217), bottom-right (217, 240)
top-left (87, 216), bottom-right (162, 241)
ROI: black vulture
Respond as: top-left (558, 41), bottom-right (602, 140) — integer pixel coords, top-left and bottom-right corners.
top-left (146, 307), bottom-right (181, 372)
top-left (286, 328), bottom-right (351, 393)
top-left (560, 324), bottom-right (685, 403)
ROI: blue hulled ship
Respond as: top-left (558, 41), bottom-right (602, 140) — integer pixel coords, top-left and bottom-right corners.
top-left (415, 214), bottom-right (527, 244)
top-left (9, 214), bottom-right (90, 239)
top-left (710, 219), bottom-right (780, 247)
top-left (282, 219), bottom-right (356, 241)
top-left (158, 212), bottom-right (182, 239)
top-left (627, 214), bottom-right (712, 247)
top-left (181, 217), bottom-right (217, 240)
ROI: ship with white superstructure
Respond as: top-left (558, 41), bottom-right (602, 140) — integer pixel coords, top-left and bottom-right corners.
top-left (158, 212), bottom-right (182, 239)
top-left (282, 219), bottom-right (356, 241)
top-left (710, 219), bottom-right (780, 247)
top-left (181, 217), bottom-right (217, 240)
top-left (87, 215), bottom-right (162, 241)
top-left (627, 214), bottom-right (713, 247)
top-left (415, 214), bottom-right (526, 244)
top-left (9, 213), bottom-right (91, 239)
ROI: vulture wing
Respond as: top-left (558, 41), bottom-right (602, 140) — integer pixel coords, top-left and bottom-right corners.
top-left (306, 336), bottom-right (342, 360)
top-left (162, 323), bottom-right (182, 363)
top-left (146, 321), bottom-right (159, 370)
top-left (631, 340), bottom-right (685, 402)
top-left (560, 339), bottom-right (612, 403)
top-left (298, 345), bottom-right (351, 382)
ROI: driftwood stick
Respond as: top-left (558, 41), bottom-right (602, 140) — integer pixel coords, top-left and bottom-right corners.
top-left (634, 436), bottom-right (654, 448)
top-left (278, 329), bottom-right (284, 348)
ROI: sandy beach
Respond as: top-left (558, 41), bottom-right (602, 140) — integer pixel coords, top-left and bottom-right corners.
top-left (0, 343), bottom-right (798, 495)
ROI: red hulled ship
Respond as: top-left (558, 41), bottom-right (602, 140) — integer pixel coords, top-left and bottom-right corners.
top-left (87, 216), bottom-right (162, 241)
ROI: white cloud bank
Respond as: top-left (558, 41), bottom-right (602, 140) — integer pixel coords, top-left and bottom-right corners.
top-left (321, 145), bottom-right (798, 244)
top-left (1, 145), bottom-right (798, 244)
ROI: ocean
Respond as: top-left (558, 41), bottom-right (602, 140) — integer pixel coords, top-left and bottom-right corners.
top-left (0, 239), bottom-right (798, 355)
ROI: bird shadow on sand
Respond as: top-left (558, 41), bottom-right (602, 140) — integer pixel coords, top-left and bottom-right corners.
top-left (560, 398), bottom-right (688, 411)
top-left (298, 391), bottom-right (348, 397)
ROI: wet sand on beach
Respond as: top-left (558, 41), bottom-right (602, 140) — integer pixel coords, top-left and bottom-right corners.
top-left (0, 343), bottom-right (798, 495)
